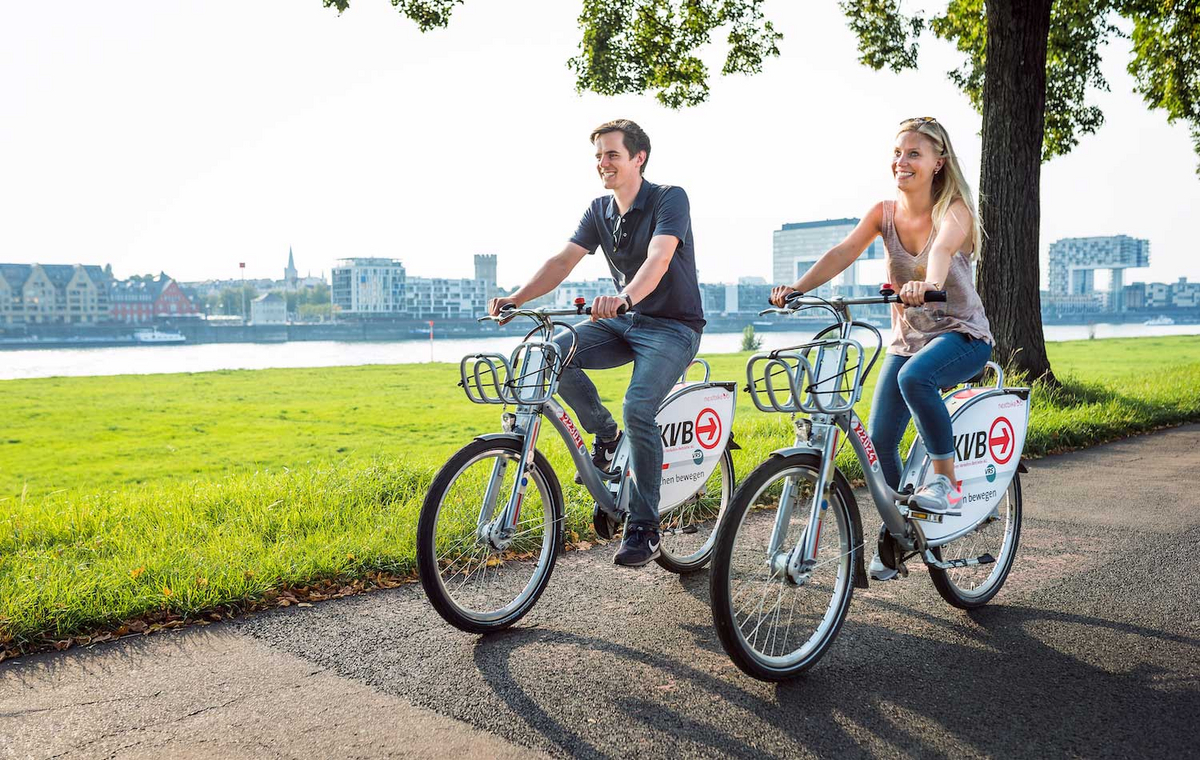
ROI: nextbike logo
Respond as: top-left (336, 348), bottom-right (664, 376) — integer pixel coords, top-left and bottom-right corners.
top-left (851, 419), bottom-right (878, 469)
top-left (558, 411), bottom-right (585, 451)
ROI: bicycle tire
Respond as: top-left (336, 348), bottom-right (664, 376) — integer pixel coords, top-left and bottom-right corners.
top-left (417, 437), bottom-right (563, 633)
top-left (656, 449), bottom-right (735, 574)
top-left (710, 453), bottom-right (860, 681)
top-left (928, 473), bottom-right (1022, 609)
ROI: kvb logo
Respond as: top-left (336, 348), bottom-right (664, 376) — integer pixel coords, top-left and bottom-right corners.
top-left (660, 419), bottom-right (694, 448)
top-left (695, 407), bottom-right (722, 450)
top-left (989, 417), bottom-right (1015, 464)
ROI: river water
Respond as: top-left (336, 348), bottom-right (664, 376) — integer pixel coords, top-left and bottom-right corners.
top-left (2, 322), bottom-right (1197, 381)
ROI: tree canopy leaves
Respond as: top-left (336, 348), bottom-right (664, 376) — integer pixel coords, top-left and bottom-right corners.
top-left (324, 1), bottom-right (1200, 171)
top-left (1123, 0), bottom-right (1200, 172)
top-left (841, 0), bottom-right (1199, 169)
top-left (568, 0), bottom-right (782, 108)
top-left (322, 0), bottom-right (463, 32)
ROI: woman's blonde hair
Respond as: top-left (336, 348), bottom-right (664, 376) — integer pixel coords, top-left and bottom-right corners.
top-left (897, 118), bottom-right (982, 259)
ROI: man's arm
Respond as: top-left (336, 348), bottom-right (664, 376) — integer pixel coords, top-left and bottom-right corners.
top-left (591, 234), bottom-right (677, 320)
top-left (488, 243), bottom-right (588, 315)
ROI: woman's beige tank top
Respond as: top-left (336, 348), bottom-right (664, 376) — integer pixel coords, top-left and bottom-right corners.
top-left (881, 200), bottom-right (994, 356)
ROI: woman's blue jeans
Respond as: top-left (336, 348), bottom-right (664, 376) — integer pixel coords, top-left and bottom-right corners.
top-left (552, 313), bottom-right (701, 530)
top-left (868, 331), bottom-right (992, 490)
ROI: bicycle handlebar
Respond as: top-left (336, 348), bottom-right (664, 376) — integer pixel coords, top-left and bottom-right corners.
top-left (760, 289), bottom-right (947, 317)
top-left (478, 302), bottom-right (628, 325)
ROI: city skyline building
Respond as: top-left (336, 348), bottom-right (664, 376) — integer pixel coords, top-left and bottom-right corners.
top-left (1048, 235), bottom-right (1150, 312)
top-left (331, 255), bottom-right (495, 319)
top-left (773, 218), bottom-right (883, 297)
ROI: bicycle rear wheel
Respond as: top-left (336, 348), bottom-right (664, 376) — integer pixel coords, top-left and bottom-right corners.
top-left (416, 438), bottom-right (563, 633)
top-left (929, 473), bottom-right (1022, 609)
top-left (710, 453), bottom-right (860, 681)
top-left (656, 449), bottom-right (734, 574)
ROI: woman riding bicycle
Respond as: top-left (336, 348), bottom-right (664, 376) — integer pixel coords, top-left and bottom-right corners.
top-left (769, 117), bottom-right (994, 581)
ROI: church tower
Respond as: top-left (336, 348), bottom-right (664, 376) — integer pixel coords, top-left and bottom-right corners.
top-left (285, 246), bottom-right (299, 289)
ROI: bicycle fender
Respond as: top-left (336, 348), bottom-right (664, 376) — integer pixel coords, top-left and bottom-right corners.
top-left (767, 448), bottom-right (870, 590)
top-left (473, 432), bottom-right (525, 445)
top-left (768, 444), bottom-right (824, 459)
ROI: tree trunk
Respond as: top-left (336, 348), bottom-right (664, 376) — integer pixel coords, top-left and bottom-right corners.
top-left (977, 0), bottom-right (1057, 384)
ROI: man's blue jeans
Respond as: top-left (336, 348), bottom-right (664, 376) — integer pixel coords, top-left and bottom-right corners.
top-left (552, 313), bottom-right (701, 530)
top-left (868, 331), bottom-right (992, 490)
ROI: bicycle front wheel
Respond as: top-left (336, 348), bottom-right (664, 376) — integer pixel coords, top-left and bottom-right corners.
top-left (657, 449), bottom-right (734, 574)
top-left (710, 453), bottom-right (859, 681)
top-left (416, 438), bottom-right (563, 634)
top-left (928, 472), bottom-right (1022, 609)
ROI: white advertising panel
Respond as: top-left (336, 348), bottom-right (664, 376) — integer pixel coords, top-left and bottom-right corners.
top-left (915, 390), bottom-right (1030, 543)
top-left (655, 383), bottom-right (736, 510)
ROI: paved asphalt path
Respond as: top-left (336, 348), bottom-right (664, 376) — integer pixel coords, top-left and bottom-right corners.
top-left (4, 424), bottom-right (1198, 759)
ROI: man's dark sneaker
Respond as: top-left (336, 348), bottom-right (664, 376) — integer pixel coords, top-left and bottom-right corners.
top-left (575, 431), bottom-right (623, 484)
top-left (613, 525), bottom-right (661, 567)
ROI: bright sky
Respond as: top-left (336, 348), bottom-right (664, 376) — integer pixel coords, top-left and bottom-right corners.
top-left (3, 1), bottom-right (1197, 288)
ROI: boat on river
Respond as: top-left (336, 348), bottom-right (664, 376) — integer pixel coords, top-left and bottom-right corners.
top-left (132, 328), bottom-right (186, 343)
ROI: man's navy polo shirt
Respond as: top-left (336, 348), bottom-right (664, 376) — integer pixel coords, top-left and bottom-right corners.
top-left (569, 179), bottom-right (705, 333)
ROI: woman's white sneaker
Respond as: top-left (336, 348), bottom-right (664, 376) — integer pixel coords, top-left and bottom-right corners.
top-left (911, 474), bottom-right (963, 515)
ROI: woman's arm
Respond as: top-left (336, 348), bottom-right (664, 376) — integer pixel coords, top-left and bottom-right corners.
top-left (771, 203), bottom-right (884, 306)
top-left (899, 200), bottom-right (973, 306)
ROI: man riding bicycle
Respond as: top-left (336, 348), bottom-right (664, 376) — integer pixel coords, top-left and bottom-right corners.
top-left (487, 119), bottom-right (705, 568)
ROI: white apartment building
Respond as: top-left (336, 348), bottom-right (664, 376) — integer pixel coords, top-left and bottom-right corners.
top-left (250, 292), bottom-right (287, 324)
top-left (773, 219), bottom-right (883, 296)
top-left (331, 258), bottom-right (407, 315)
top-left (330, 257), bottom-right (492, 319)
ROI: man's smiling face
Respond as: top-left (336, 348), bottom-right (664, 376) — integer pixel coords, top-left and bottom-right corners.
top-left (595, 131), bottom-right (644, 192)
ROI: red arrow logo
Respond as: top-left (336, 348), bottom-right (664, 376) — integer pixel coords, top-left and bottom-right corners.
top-left (988, 417), bottom-right (1014, 464)
top-left (695, 408), bottom-right (722, 450)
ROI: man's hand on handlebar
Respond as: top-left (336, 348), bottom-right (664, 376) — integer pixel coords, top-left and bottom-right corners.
top-left (770, 286), bottom-right (798, 308)
top-left (590, 295), bottom-right (626, 321)
top-left (899, 281), bottom-right (941, 307)
top-left (488, 296), bottom-right (519, 317)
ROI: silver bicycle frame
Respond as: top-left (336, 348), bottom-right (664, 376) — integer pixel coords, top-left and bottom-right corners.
top-left (466, 306), bottom-right (726, 544)
top-left (748, 292), bottom-right (1020, 572)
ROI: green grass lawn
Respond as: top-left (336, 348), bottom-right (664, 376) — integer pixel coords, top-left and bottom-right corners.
top-left (2, 334), bottom-right (1198, 654)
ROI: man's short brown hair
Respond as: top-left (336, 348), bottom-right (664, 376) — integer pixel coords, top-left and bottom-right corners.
top-left (590, 119), bottom-right (651, 175)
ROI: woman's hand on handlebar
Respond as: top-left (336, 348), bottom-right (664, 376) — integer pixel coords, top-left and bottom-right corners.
top-left (770, 285), bottom-right (798, 308)
top-left (899, 280), bottom-right (940, 307)
top-left (488, 296), bottom-right (519, 316)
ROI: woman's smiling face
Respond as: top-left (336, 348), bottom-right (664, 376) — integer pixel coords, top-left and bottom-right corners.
top-left (892, 131), bottom-right (944, 191)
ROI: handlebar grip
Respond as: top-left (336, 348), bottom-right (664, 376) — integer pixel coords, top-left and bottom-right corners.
top-left (584, 304), bottom-right (629, 316)
top-left (924, 290), bottom-right (947, 303)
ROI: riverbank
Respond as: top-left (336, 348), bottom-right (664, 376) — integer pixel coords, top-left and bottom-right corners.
top-left (5, 322), bottom-right (1200, 381)
top-left (2, 335), bottom-right (1199, 657)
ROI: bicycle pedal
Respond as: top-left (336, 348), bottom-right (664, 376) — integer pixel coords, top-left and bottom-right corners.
top-left (592, 503), bottom-right (622, 541)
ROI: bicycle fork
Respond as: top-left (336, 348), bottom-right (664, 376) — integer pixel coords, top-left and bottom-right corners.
top-left (769, 419), bottom-right (840, 585)
top-left (479, 409), bottom-right (545, 551)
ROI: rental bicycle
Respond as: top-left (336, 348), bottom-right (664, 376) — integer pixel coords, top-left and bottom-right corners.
top-left (710, 287), bottom-right (1029, 680)
top-left (417, 299), bottom-right (738, 633)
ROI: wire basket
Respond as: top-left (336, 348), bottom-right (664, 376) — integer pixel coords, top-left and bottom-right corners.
top-left (745, 338), bottom-right (866, 415)
top-left (459, 339), bottom-right (566, 406)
